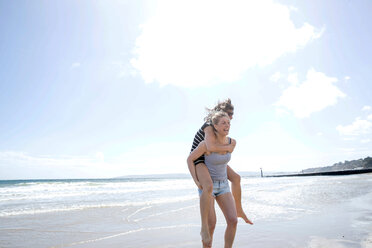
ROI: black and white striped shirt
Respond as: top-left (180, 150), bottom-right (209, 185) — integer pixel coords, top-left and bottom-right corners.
top-left (190, 122), bottom-right (212, 165)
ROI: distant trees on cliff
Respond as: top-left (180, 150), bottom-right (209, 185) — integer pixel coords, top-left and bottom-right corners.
top-left (303, 156), bottom-right (372, 173)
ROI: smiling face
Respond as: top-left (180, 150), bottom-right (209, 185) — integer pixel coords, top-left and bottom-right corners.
top-left (213, 115), bottom-right (230, 136)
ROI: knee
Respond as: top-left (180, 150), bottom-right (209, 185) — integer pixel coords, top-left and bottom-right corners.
top-left (227, 216), bottom-right (238, 227)
top-left (202, 181), bottom-right (213, 194)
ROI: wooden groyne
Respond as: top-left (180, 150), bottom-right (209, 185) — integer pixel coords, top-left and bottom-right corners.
top-left (266, 168), bottom-right (372, 177)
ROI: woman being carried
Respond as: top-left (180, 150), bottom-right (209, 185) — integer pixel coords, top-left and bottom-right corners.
top-left (188, 111), bottom-right (241, 248)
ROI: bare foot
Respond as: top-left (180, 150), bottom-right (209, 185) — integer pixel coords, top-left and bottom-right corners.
top-left (237, 210), bottom-right (253, 225)
top-left (200, 229), bottom-right (212, 247)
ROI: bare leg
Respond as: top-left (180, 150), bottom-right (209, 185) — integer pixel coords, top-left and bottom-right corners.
top-left (196, 163), bottom-right (213, 247)
top-left (207, 199), bottom-right (216, 248)
top-left (216, 192), bottom-right (238, 248)
top-left (227, 166), bottom-right (253, 224)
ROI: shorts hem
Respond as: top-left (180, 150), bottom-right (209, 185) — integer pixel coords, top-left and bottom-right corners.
top-left (194, 161), bottom-right (205, 166)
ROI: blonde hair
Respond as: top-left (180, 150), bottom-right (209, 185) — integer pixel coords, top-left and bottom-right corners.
top-left (210, 111), bottom-right (229, 126)
top-left (204, 98), bottom-right (234, 122)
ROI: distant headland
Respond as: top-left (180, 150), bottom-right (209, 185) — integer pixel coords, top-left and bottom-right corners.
top-left (267, 156), bottom-right (372, 177)
top-left (302, 156), bottom-right (372, 173)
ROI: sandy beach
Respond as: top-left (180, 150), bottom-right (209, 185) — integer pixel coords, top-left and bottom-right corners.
top-left (1, 175), bottom-right (372, 248)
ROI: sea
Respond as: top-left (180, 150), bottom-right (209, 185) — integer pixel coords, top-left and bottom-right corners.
top-left (1, 174), bottom-right (372, 248)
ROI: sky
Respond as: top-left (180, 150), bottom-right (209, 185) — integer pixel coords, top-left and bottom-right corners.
top-left (1, 0), bottom-right (372, 179)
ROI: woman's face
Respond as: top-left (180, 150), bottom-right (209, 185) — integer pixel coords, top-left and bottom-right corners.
top-left (214, 116), bottom-right (230, 136)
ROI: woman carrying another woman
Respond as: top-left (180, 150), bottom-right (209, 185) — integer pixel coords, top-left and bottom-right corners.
top-left (188, 99), bottom-right (253, 247)
top-left (188, 111), bottom-right (240, 248)
top-left (190, 99), bottom-right (251, 225)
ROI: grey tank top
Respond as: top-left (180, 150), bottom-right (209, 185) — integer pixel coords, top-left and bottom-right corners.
top-left (205, 152), bottom-right (231, 181)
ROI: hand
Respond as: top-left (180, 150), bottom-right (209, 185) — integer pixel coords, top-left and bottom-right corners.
top-left (227, 139), bottom-right (236, 153)
top-left (227, 143), bottom-right (235, 153)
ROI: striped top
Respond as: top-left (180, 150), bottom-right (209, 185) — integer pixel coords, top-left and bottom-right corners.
top-left (190, 122), bottom-right (211, 165)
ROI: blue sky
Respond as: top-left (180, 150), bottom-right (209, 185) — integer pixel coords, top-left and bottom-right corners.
top-left (1, 0), bottom-right (371, 179)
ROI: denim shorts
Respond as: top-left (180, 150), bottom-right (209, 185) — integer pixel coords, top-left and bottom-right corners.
top-left (198, 179), bottom-right (231, 197)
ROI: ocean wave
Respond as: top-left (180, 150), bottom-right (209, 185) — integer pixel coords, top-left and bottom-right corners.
top-left (0, 179), bottom-right (195, 203)
top-left (0, 195), bottom-right (198, 217)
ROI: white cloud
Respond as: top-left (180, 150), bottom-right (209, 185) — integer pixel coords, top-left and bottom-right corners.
top-left (111, 61), bottom-right (138, 78)
top-left (287, 72), bottom-right (299, 85)
top-left (71, 62), bottom-right (81, 69)
top-left (110, 141), bottom-right (190, 175)
top-left (131, 0), bottom-right (321, 87)
top-left (336, 118), bottom-right (372, 136)
top-left (270, 72), bottom-right (282, 82)
top-left (0, 141), bottom-right (192, 179)
top-left (362, 105), bottom-right (371, 111)
top-left (95, 152), bottom-right (105, 161)
top-left (275, 108), bottom-right (289, 117)
top-left (339, 148), bottom-right (356, 152)
top-left (0, 151), bottom-right (120, 179)
top-left (361, 139), bottom-right (370, 144)
top-left (368, 114), bottom-right (372, 120)
top-left (0, 151), bottom-right (90, 166)
top-left (232, 121), bottom-right (326, 172)
top-left (276, 68), bottom-right (346, 118)
top-left (337, 147), bottom-right (372, 159)
top-left (344, 76), bottom-right (351, 81)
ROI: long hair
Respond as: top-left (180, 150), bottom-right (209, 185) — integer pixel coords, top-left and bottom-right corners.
top-left (204, 98), bottom-right (234, 122)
